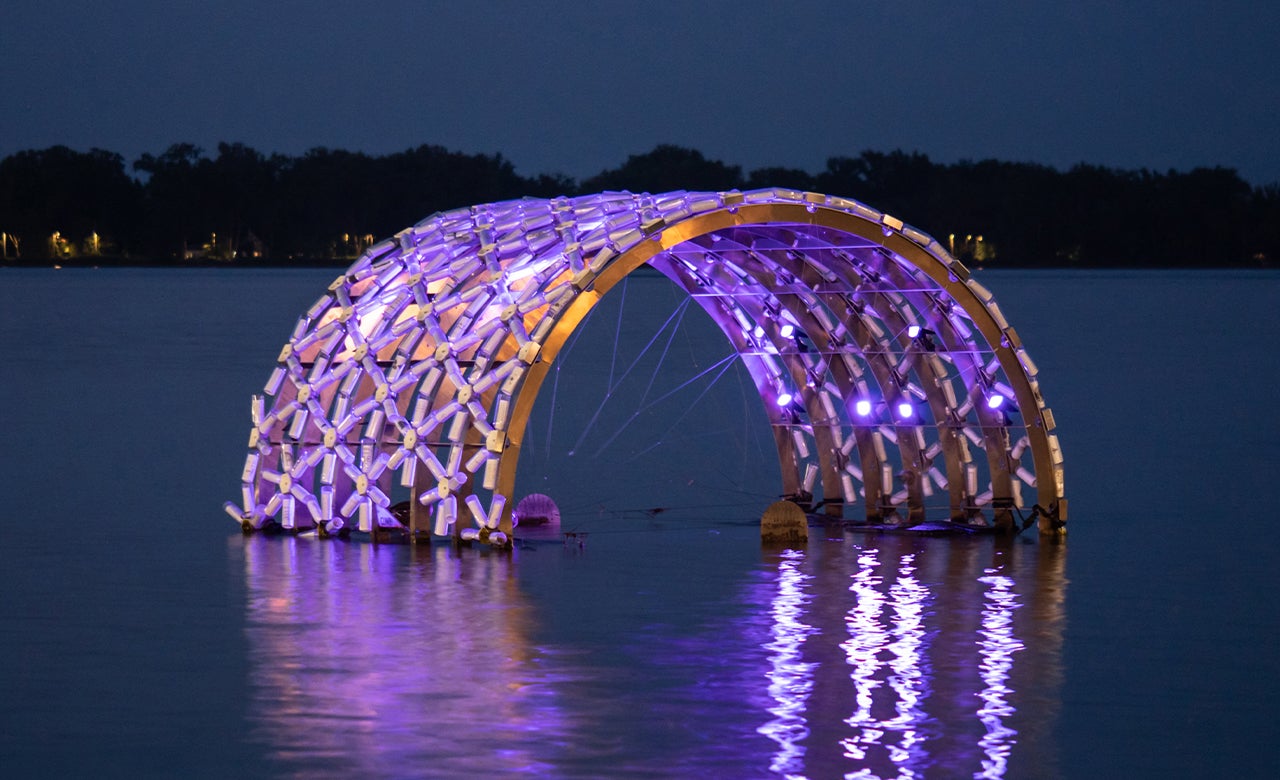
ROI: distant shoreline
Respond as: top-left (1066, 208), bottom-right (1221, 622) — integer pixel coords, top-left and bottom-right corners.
top-left (3, 255), bottom-right (1274, 271)
top-left (4, 143), bottom-right (1278, 268)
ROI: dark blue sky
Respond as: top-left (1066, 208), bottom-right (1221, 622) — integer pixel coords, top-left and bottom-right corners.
top-left (4, 1), bottom-right (1277, 183)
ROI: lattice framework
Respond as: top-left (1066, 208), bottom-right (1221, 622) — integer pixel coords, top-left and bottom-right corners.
top-left (225, 189), bottom-right (1066, 538)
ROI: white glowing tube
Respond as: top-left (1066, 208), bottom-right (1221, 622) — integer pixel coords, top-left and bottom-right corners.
top-left (411, 397), bottom-right (431, 426)
top-left (486, 494), bottom-right (507, 529)
top-left (288, 410), bottom-right (309, 440)
top-left (369, 451), bottom-right (390, 479)
top-left (306, 296), bottom-right (332, 320)
top-left (341, 491), bottom-right (362, 517)
top-left (416, 447), bottom-right (446, 481)
top-left (350, 396), bottom-right (378, 419)
top-left (791, 429), bottom-right (810, 460)
top-left (465, 447), bottom-right (488, 473)
top-left (467, 407), bottom-right (494, 437)
top-left (264, 492), bottom-right (283, 518)
top-left (494, 396), bottom-right (511, 429)
top-left (465, 495), bottom-right (487, 526)
top-left (803, 463), bottom-right (818, 493)
top-left (447, 412), bottom-right (467, 442)
top-left (433, 495), bottom-right (456, 536)
top-left (841, 473), bottom-right (858, 504)
top-left (319, 486), bottom-right (334, 520)
top-left (278, 445), bottom-right (294, 473)
top-left (483, 458), bottom-right (499, 490)
top-left (265, 366), bottom-right (286, 396)
top-left (399, 457), bottom-right (417, 487)
top-left (364, 409), bottom-right (385, 441)
top-left (241, 453), bottom-right (260, 483)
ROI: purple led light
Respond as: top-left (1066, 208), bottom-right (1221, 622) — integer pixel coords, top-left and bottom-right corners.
top-left (780, 324), bottom-right (795, 338)
top-left (897, 401), bottom-right (915, 419)
top-left (907, 324), bottom-right (921, 339)
top-left (777, 392), bottom-right (794, 407)
top-left (986, 394), bottom-right (1006, 410)
top-left (854, 399), bottom-right (873, 417)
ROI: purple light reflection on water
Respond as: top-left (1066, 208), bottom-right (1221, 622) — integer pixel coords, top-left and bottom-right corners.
top-left (757, 548), bottom-right (818, 776)
top-left (242, 537), bottom-right (576, 777)
top-left (758, 537), bottom-right (1063, 779)
top-left (842, 548), bottom-right (890, 763)
top-left (239, 532), bottom-right (1062, 778)
top-left (975, 571), bottom-right (1024, 778)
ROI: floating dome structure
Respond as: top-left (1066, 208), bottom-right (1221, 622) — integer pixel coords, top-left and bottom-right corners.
top-left (226, 189), bottom-right (1066, 539)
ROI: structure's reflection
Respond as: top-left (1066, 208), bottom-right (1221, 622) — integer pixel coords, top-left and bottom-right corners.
top-left (759, 536), bottom-right (1066, 779)
top-left (759, 548), bottom-right (818, 774)
top-left (238, 532), bottom-right (1064, 778)
top-left (239, 537), bottom-right (568, 778)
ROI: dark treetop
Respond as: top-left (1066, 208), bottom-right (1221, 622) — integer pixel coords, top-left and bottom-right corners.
top-left (2, 143), bottom-right (1276, 268)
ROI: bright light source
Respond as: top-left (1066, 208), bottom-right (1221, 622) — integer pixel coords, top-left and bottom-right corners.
top-left (907, 325), bottom-right (921, 339)
top-left (776, 392), bottom-right (793, 407)
top-left (854, 399), bottom-right (872, 417)
top-left (780, 323), bottom-right (795, 338)
top-left (753, 325), bottom-right (765, 339)
top-left (986, 394), bottom-right (1006, 410)
top-left (897, 401), bottom-right (914, 418)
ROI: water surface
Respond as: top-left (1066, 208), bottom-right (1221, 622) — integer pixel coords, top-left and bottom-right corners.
top-left (1, 268), bottom-right (1277, 777)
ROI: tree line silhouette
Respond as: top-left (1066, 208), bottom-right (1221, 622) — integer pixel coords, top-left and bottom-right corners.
top-left (1, 142), bottom-right (1276, 267)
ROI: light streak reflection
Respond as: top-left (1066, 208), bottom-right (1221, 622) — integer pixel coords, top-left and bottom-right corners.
top-left (975, 570), bottom-right (1024, 778)
top-left (758, 548), bottom-right (819, 779)
top-left (757, 538), bottom-right (1062, 779)
top-left (839, 549), bottom-right (934, 778)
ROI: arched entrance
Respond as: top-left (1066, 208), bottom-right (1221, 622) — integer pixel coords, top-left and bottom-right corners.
top-left (225, 189), bottom-right (1066, 538)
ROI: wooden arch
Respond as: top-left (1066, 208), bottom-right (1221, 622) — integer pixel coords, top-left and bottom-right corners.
top-left (227, 189), bottom-right (1066, 539)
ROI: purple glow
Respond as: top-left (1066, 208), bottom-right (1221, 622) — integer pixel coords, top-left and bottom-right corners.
top-left (233, 187), bottom-right (1061, 538)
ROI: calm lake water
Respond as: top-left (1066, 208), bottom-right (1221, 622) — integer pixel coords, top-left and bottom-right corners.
top-left (1, 267), bottom-right (1278, 778)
